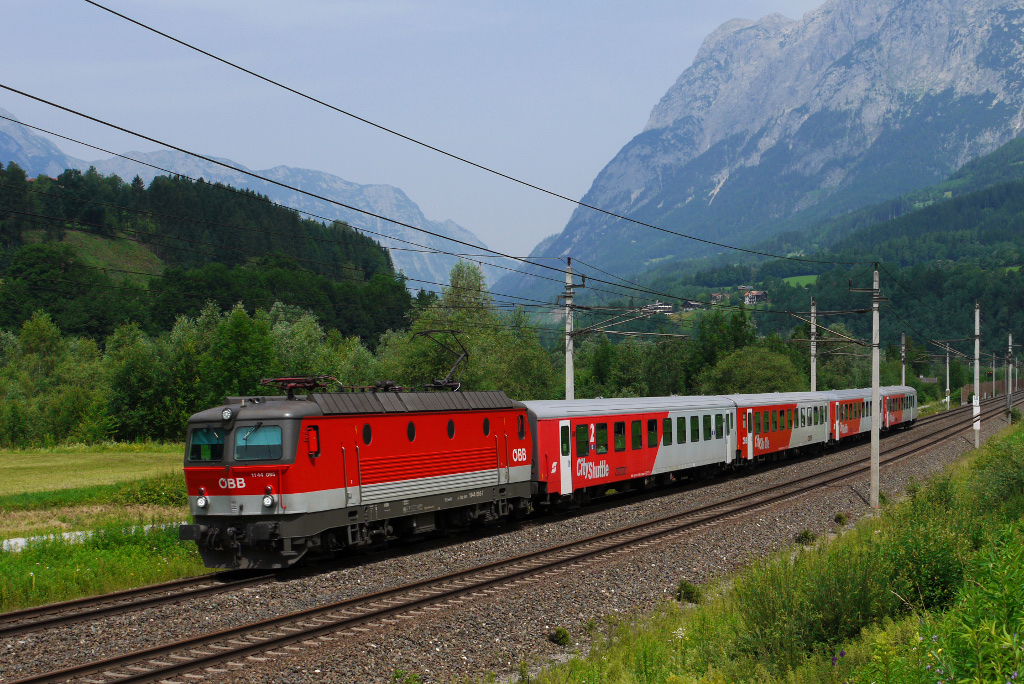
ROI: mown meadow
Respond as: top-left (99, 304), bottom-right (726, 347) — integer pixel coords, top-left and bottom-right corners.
top-left (522, 421), bottom-right (1024, 684)
top-left (0, 442), bottom-right (208, 612)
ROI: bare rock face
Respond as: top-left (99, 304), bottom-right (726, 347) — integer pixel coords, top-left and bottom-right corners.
top-left (502, 0), bottom-right (1024, 294)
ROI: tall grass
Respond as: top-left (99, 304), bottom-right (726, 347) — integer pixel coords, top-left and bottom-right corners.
top-left (0, 522), bottom-right (208, 612)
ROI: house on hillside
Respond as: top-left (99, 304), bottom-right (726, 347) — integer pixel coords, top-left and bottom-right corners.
top-left (744, 290), bottom-right (769, 306)
top-left (645, 301), bottom-right (675, 315)
top-left (680, 300), bottom-right (702, 311)
top-left (711, 293), bottom-right (727, 305)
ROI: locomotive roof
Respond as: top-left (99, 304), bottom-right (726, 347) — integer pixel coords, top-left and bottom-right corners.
top-left (523, 395), bottom-right (734, 419)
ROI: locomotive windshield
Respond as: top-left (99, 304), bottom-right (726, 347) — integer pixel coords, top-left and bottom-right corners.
top-left (234, 423), bottom-right (284, 461)
top-left (188, 427), bottom-right (226, 462)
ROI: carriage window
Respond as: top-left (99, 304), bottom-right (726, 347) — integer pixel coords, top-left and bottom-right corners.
top-left (800, 408), bottom-right (806, 427)
top-left (614, 422), bottom-right (626, 452)
top-left (813, 406), bottom-right (818, 425)
top-left (631, 420), bottom-right (642, 450)
top-left (560, 426), bottom-right (570, 457)
top-left (726, 414), bottom-right (732, 435)
top-left (715, 414), bottom-right (723, 439)
top-left (663, 418), bottom-right (672, 446)
top-left (576, 425), bottom-right (588, 457)
top-left (787, 409), bottom-right (793, 429)
top-left (772, 411), bottom-right (778, 432)
top-left (703, 415), bottom-right (712, 441)
top-left (188, 427), bottom-right (225, 461)
top-left (691, 416), bottom-right (700, 443)
top-left (678, 417), bottom-right (687, 444)
top-left (596, 423), bottom-right (608, 455)
top-left (755, 412), bottom-right (761, 434)
top-left (234, 424), bottom-right (283, 461)
top-left (648, 419), bottom-right (658, 448)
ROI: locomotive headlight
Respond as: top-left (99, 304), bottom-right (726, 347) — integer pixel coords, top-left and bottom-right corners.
top-left (196, 495), bottom-right (208, 509)
top-left (262, 494), bottom-right (275, 508)
top-left (221, 408), bottom-right (233, 421)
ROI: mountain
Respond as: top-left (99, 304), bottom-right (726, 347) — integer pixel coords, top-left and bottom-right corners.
top-left (0, 110), bottom-right (502, 288)
top-left (0, 108), bottom-right (85, 178)
top-left (499, 0), bottom-right (1024, 297)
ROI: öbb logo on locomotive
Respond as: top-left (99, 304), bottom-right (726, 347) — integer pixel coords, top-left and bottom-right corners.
top-left (179, 382), bottom-right (916, 569)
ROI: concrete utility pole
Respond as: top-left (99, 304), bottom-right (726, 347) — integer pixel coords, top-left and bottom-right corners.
top-left (851, 263), bottom-right (883, 508)
top-left (810, 297), bottom-right (817, 392)
top-left (1008, 333), bottom-right (1013, 419)
top-left (945, 346), bottom-right (951, 411)
top-left (901, 332), bottom-right (906, 386)
top-left (974, 300), bottom-right (981, 449)
top-left (561, 258), bottom-right (586, 401)
top-left (564, 258), bottom-right (574, 402)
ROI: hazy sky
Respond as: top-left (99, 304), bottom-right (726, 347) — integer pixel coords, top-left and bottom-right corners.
top-left (3, 0), bottom-right (823, 255)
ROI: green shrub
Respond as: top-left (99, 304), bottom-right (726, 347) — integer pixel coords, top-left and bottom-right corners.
top-left (549, 627), bottom-right (571, 646)
top-left (795, 529), bottom-right (817, 545)
top-left (675, 579), bottom-right (701, 604)
top-left (733, 531), bottom-right (896, 672)
top-left (834, 512), bottom-right (848, 525)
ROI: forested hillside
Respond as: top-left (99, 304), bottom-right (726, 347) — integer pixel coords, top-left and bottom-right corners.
top-left (0, 162), bottom-right (411, 341)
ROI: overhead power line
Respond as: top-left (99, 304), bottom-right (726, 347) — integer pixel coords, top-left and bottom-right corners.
top-left (81, 0), bottom-right (865, 268)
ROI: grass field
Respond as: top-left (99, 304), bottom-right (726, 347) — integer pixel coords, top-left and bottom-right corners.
top-left (783, 274), bottom-right (819, 286)
top-left (0, 445), bottom-right (182, 497)
top-left (0, 444), bottom-right (204, 611)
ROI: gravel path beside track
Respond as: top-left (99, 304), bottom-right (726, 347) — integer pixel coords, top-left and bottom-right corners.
top-left (0, 408), bottom-right (1011, 684)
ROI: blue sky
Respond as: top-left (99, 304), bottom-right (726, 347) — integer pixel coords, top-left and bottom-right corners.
top-left (3, 0), bottom-right (821, 254)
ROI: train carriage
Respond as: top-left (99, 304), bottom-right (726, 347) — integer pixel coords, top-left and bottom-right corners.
top-left (729, 392), bottom-right (831, 461)
top-left (523, 396), bottom-right (736, 501)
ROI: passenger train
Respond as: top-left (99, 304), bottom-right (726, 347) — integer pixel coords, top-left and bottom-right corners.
top-left (180, 382), bottom-right (916, 568)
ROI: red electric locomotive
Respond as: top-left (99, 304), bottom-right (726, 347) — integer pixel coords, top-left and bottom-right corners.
top-left (180, 389), bottom-right (533, 568)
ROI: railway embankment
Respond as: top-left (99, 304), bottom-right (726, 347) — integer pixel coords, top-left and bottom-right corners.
top-left (525, 418), bottom-right (1024, 684)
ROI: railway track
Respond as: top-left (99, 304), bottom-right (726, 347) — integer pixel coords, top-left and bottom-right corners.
top-left (9, 391), bottom-right (1018, 684)
top-left (0, 572), bottom-right (274, 640)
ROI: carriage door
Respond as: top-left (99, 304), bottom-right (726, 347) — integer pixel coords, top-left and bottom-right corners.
top-left (746, 409), bottom-right (754, 461)
top-left (497, 431), bottom-right (510, 484)
top-left (558, 420), bottom-right (572, 495)
top-left (725, 412), bottom-right (734, 465)
top-left (341, 443), bottom-right (361, 506)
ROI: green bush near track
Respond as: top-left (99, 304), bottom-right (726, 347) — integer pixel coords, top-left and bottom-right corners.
top-left (515, 422), bottom-right (1024, 684)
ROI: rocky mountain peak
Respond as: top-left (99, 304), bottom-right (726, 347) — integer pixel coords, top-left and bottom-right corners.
top-left (500, 0), bottom-right (1024, 298)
